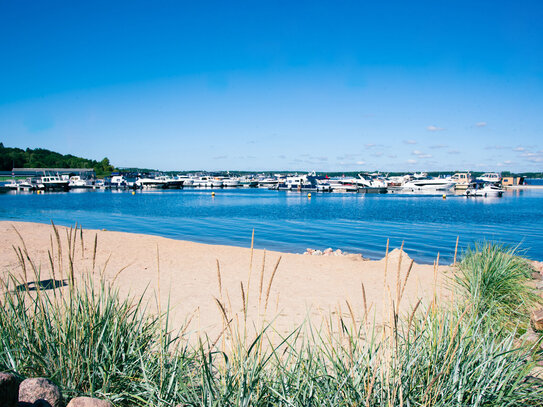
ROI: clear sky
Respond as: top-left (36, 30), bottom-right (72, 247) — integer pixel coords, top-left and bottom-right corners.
top-left (1, 0), bottom-right (542, 172)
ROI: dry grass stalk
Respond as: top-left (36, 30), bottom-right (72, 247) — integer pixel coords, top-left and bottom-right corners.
top-left (258, 249), bottom-right (266, 307)
top-left (264, 256), bottom-right (282, 311)
top-left (453, 236), bottom-right (459, 265)
top-left (397, 259), bottom-right (414, 313)
top-left (92, 233), bottom-right (98, 273)
top-left (216, 259), bottom-right (222, 295)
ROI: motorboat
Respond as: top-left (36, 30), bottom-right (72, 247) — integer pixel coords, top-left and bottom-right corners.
top-left (193, 176), bottom-right (213, 188)
top-left (355, 173), bottom-right (388, 193)
top-left (155, 175), bottom-right (184, 189)
top-left (476, 173), bottom-right (501, 183)
top-left (239, 177), bottom-right (258, 187)
top-left (5, 178), bottom-right (36, 191)
top-left (69, 176), bottom-right (94, 188)
top-left (222, 177), bottom-right (240, 187)
top-left (398, 177), bottom-right (455, 193)
top-left (175, 175), bottom-right (194, 187)
top-left (465, 181), bottom-right (504, 197)
top-left (135, 177), bottom-right (168, 189)
top-left (452, 172), bottom-right (473, 190)
top-left (328, 177), bottom-right (359, 192)
top-left (37, 174), bottom-right (70, 191)
top-left (258, 177), bottom-right (280, 188)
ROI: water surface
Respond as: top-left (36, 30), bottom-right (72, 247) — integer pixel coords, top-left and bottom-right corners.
top-left (1, 188), bottom-right (542, 264)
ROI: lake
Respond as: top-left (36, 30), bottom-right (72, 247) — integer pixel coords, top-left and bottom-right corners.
top-left (1, 187), bottom-right (542, 264)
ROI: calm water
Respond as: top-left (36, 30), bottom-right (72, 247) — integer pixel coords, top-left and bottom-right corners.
top-left (1, 188), bottom-right (542, 264)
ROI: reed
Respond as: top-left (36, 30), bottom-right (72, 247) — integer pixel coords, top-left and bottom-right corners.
top-left (1, 227), bottom-right (542, 406)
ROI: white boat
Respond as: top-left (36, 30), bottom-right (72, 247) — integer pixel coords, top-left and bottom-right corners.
top-left (155, 175), bottom-right (184, 189)
top-left (69, 176), bottom-right (94, 188)
top-left (38, 174), bottom-right (70, 191)
top-left (222, 177), bottom-right (240, 187)
top-left (135, 177), bottom-right (168, 189)
top-left (5, 178), bottom-right (36, 191)
top-left (477, 173), bottom-right (501, 183)
top-left (258, 177), bottom-right (280, 188)
top-left (328, 177), bottom-right (359, 192)
top-left (399, 177), bottom-right (455, 192)
top-left (465, 182), bottom-right (504, 197)
top-left (193, 176), bottom-right (214, 187)
top-left (239, 177), bottom-right (258, 187)
top-left (355, 173), bottom-right (387, 193)
top-left (175, 175), bottom-right (194, 187)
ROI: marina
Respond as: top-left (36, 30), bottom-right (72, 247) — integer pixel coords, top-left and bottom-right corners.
top-left (1, 185), bottom-right (542, 264)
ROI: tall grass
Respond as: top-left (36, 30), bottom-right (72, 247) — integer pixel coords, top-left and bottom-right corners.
top-left (1, 226), bottom-right (543, 405)
top-left (454, 242), bottom-right (541, 325)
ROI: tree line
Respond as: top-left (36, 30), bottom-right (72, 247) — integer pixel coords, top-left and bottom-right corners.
top-left (0, 143), bottom-right (115, 177)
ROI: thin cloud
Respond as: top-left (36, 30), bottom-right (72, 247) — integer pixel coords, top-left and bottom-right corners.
top-left (429, 144), bottom-right (448, 149)
top-left (475, 122), bottom-right (487, 127)
top-left (213, 155), bottom-right (228, 160)
top-left (427, 125), bottom-right (445, 131)
top-left (448, 150), bottom-right (460, 155)
top-left (513, 146), bottom-right (525, 152)
top-left (403, 140), bottom-right (417, 145)
top-left (407, 159), bottom-right (417, 164)
top-left (356, 161), bottom-right (366, 165)
top-left (365, 143), bottom-right (376, 148)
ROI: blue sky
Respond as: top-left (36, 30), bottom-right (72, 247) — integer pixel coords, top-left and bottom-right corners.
top-left (1, 0), bottom-right (542, 172)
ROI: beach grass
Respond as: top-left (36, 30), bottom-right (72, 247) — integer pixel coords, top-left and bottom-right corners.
top-left (1, 227), bottom-right (543, 406)
top-left (454, 242), bottom-right (541, 327)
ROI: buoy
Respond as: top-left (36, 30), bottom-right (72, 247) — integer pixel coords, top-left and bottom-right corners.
top-left (212, 191), bottom-right (215, 197)
top-left (442, 194), bottom-right (446, 199)
top-left (132, 190), bottom-right (135, 195)
top-left (308, 193), bottom-right (312, 198)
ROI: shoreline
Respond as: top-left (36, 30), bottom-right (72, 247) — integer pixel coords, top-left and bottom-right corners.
top-left (1, 220), bottom-right (449, 336)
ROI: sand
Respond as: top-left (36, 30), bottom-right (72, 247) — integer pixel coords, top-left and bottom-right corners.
top-left (0, 221), bottom-right (452, 338)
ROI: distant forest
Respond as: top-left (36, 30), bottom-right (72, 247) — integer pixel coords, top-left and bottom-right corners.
top-left (0, 143), bottom-right (115, 177)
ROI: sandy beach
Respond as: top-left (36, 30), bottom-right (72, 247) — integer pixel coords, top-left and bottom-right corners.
top-left (0, 221), bottom-right (451, 338)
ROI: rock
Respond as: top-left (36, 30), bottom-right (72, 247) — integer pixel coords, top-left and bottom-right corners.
top-left (312, 250), bottom-right (322, 256)
top-left (532, 272), bottom-right (543, 280)
top-left (18, 378), bottom-right (63, 407)
top-left (323, 248), bottom-right (333, 255)
top-left (532, 309), bottom-right (543, 331)
top-left (66, 397), bottom-right (113, 407)
top-left (536, 281), bottom-right (543, 290)
top-left (0, 372), bottom-right (19, 407)
top-left (532, 261), bottom-right (543, 273)
top-left (333, 249), bottom-right (342, 256)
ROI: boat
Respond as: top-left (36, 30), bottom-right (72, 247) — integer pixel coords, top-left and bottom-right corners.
top-left (193, 176), bottom-right (214, 188)
top-left (222, 177), bottom-right (240, 187)
top-left (476, 173), bottom-right (501, 183)
top-left (5, 178), bottom-right (37, 191)
top-left (257, 177), bottom-right (280, 188)
top-left (328, 177), bottom-right (359, 192)
top-left (135, 177), bottom-right (168, 189)
top-left (464, 181), bottom-right (504, 197)
top-left (175, 175), bottom-right (194, 187)
top-left (37, 174), bottom-right (70, 191)
top-left (452, 172), bottom-right (473, 190)
top-left (355, 173), bottom-right (388, 193)
top-left (155, 175), bottom-right (184, 189)
top-left (397, 177), bottom-right (455, 193)
top-left (239, 177), bottom-right (258, 187)
top-left (69, 175), bottom-right (94, 189)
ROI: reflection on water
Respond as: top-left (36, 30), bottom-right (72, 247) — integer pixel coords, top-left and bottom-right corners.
top-left (1, 188), bottom-right (542, 264)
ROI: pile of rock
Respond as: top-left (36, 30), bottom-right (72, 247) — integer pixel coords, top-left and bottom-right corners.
top-left (302, 248), bottom-right (366, 260)
top-left (0, 374), bottom-right (112, 407)
top-left (303, 247), bottom-right (345, 256)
